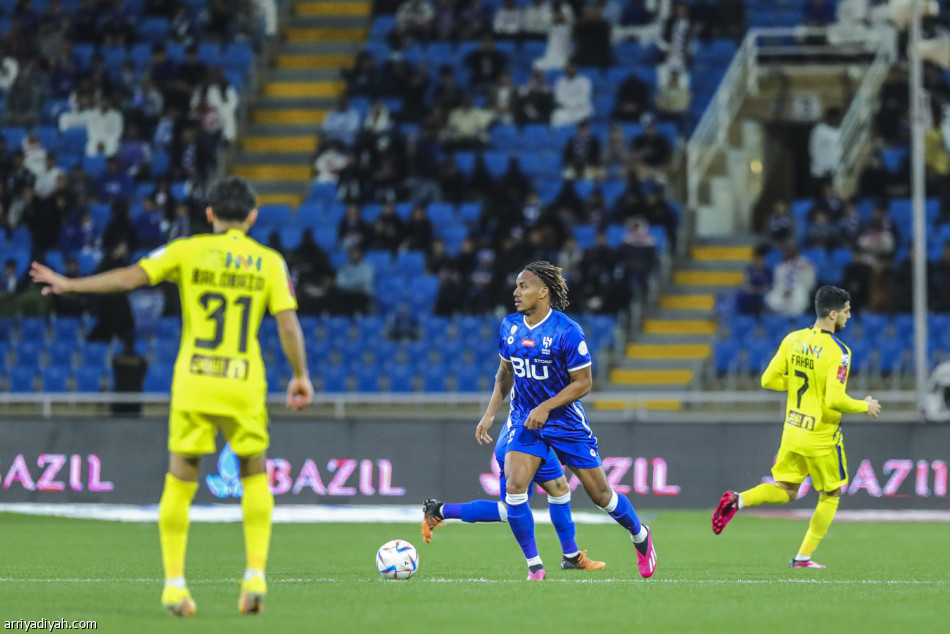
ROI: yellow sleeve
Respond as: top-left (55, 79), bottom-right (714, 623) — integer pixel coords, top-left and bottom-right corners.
top-left (137, 239), bottom-right (185, 286)
top-left (267, 254), bottom-right (298, 315)
top-left (760, 336), bottom-right (789, 391)
top-left (824, 348), bottom-right (868, 414)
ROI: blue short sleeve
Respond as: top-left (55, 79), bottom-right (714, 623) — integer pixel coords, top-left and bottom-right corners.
top-left (498, 318), bottom-right (511, 361)
top-left (560, 322), bottom-right (592, 372)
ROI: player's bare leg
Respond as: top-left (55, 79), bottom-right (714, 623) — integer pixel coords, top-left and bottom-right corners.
top-left (160, 453), bottom-right (200, 616)
top-left (572, 466), bottom-right (655, 577)
top-left (713, 481), bottom-right (797, 534)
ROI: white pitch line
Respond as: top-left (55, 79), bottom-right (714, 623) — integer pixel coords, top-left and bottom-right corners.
top-left (0, 577), bottom-right (944, 585)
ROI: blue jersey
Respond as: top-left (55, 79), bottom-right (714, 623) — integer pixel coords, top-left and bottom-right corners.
top-left (498, 309), bottom-right (592, 435)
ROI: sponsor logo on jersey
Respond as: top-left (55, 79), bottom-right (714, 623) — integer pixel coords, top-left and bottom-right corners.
top-left (287, 275), bottom-right (296, 298)
top-left (840, 354), bottom-right (850, 366)
top-left (837, 364), bottom-right (848, 383)
top-left (521, 338), bottom-right (535, 347)
top-left (226, 252), bottom-right (262, 272)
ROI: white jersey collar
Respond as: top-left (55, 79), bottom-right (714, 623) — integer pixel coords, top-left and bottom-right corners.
top-left (523, 309), bottom-right (553, 331)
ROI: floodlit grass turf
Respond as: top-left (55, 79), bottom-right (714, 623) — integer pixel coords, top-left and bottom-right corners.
top-left (0, 511), bottom-right (945, 633)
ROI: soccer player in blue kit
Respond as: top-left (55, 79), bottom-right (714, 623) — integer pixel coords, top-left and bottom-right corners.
top-left (421, 422), bottom-right (607, 571)
top-left (475, 261), bottom-right (657, 580)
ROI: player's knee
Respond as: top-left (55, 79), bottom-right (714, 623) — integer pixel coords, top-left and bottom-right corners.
top-left (505, 492), bottom-right (529, 506)
top-left (548, 492), bottom-right (570, 505)
top-left (589, 487), bottom-right (613, 508)
top-left (777, 482), bottom-right (799, 502)
top-left (505, 480), bottom-right (529, 496)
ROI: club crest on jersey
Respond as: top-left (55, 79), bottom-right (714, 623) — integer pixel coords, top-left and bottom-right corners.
top-left (510, 325), bottom-right (517, 334)
top-left (226, 252), bottom-right (262, 272)
top-left (521, 338), bottom-right (535, 347)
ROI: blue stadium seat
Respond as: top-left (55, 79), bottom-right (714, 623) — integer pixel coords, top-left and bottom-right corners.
top-left (745, 338), bottom-right (774, 375)
top-left (421, 365), bottom-right (447, 392)
top-left (859, 313), bottom-right (889, 339)
top-left (74, 366), bottom-right (103, 392)
top-left (321, 366), bottom-right (347, 392)
top-left (308, 181), bottom-right (338, 202)
top-left (79, 341), bottom-right (109, 369)
top-left (761, 314), bottom-right (791, 337)
top-left (15, 341), bottom-right (43, 368)
top-left (426, 202), bottom-right (455, 227)
top-left (33, 125), bottom-right (59, 151)
top-left (324, 316), bottom-right (351, 340)
top-left (197, 42), bottom-right (222, 67)
top-left (47, 341), bottom-right (75, 369)
top-left (42, 367), bottom-right (69, 392)
top-left (453, 366), bottom-right (481, 392)
top-left (396, 250), bottom-right (426, 276)
top-left (454, 151), bottom-right (476, 174)
top-left (144, 364), bottom-right (173, 393)
top-left (388, 367), bottom-right (414, 393)
top-left (877, 339), bottom-right (906, 375)
top-left (72, 43), bottom-right (95, 70)
top-left (801, 247), bottom-right (827, 271)
top-left (153, 341), bottom-right (178, 365)
top-left (457, 202), bottom-right (481, 224)
top-left (490, 123), bottom-right (519, 149)
top-left (295, 202), bottom-right (324, 227)
top-left (1, 126), bottom-right (25, 148)
top-left (137, 17), bottom-right (169, 43)
top-left (483, 151), bottom-right (509, 177)
top-left (364, 249), bottom-right (393, 272)
top-left (354, 366), bottom-right (379, 392)
top-left (222, 42), bottom-right (254, 73)
top-left (20, 318), bottom-right (47, 342)
top-left (59, 127), bottom-right (87, 156)
top-left (259, 204), bottom-right (292, 226)
top-left (82, 155), bottom-right (106, 178)
top-left (0, 318), bottom-right (13, 343)
top-left (155, 317), bottom-right (181, 340)
top-left (420, 315), bottom-right (450, 339)
top-left (573, 225), bottom-right (597, 249)
top-left (439, 224), bottom-right (468, 255)
top-left (369, 15), bottom-right (396, 40)
top-left (8, 367), bottom-right (35, 392)
top-left (713, 338), bottom-right (740, 375)
top-left (279, 227), bottom-right (303, 250)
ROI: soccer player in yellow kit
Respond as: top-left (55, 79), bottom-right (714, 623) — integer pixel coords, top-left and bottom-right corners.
top-left (31, 177), bottom-right (314, 615)
top-left (711, 286), bottom-right (881, 568)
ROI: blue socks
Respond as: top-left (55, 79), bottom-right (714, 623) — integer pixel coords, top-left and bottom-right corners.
top-left (547, 493), bottom-right (578, 556)
top-left (441, 500), bottom-right (502, 523)
top-left (505, 492), bottom-right (539, 560)
top-left (600, 490), bottom-right (642, 535)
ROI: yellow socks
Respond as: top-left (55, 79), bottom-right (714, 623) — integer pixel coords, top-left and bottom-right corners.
top-left (739, 483), bottom-right (794, 507)
top-left (241, 473), bottom-right (274, 572)
top-left (158, 473), bottom-right (199, 580)
top-left (798, 493), bottom-right (840, 558)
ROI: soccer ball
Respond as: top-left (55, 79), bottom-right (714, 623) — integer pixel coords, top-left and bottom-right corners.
top-left (376, 539), bottom-right (418, 580)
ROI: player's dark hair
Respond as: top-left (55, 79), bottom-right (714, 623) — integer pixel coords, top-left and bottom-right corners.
top-left (524, 261), bottom-right (570, 311)
top-left (206, 176), bottom-right (257, 222)
top-left (815, 285), bottom-right (850, 318)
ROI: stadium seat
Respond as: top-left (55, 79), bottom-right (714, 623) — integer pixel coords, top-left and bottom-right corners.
top-left (137, 16), bottom-right (169, 43)
top-left (745, 338), bottom-right (774, 375)
top-left (323, 316), bottom-right (351, 341)
top-left (222, 42), bottom-right (254, 73)
top-left (15, 342), bottom-right (43, 368)
top-left (153, 341), bottom-right (179, 365)
top-left (20, 318), bottom-right (47, 342)
top-left (421, 366), bottom-right (447, 392)
top-left (877, 339), bottom-right (906, 375)
top-left (1, 126), bottom-right (25, 149)
top-left (354, 366), bottom-right (379, 392)
top-left (388, 367), bottom-right (415, 393)
top-left (427, 202), bottom-right (455, 227)
top-left (279, 227), bottom-right (303, 250)
top-left (490, 123), bottom-right (518, 149)
top-left (453, 366), bottom-right (482, 392)
top-left (8, 367), bottom-right (36, 392)
top-left (144, 365), bottom-right (173, 393)
top-left (258, 204), bottom-right (292, 226)
top-left (197, 42), bottom-right (222, 67)
top-left (420, 315), bottom-right (450, 339)
top-left (295, 202), bottom-right (324, 228)
top-left (79, 342), bottom-right (110, 369)
top-left (74, 366), bottom-right (103, 392)
top-left (713, 338), bottom-right (741, 375)
top-left (457, 202), bottom-right (481, 224)
top-left (860, 313), bottom-right (889, 339)
top-left (47, 341), bottom-right (76, 369)
top-left (483, 151), bottom-right (509, 177)
top-left (396, 250), bottom-right (426, 276)
top-left (42, 367), bottom-right (69, 392)
top-left (321, 366), bottom-right (348, 392)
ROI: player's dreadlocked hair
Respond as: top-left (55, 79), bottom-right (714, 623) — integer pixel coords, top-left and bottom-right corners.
top-left (524, 261), bottom-right (570, 311)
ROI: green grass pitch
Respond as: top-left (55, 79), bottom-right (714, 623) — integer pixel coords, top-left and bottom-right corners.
top-left (0, 511), bottom-right (945, 633)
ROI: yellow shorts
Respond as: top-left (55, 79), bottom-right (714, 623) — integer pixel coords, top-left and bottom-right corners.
top-left (168, 408), bottom-right (269, 457)
top-left (771, 441), bottom-right (848, 493)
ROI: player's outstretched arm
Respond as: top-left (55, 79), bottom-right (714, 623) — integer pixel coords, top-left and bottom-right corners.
top-left (275, 309), bottom-right (313, 411)
top-left (30, 261), bottom-right (150, 295)
top-left (476, 360), bottom-right (514, 445)
top-left (864, 396), bottom-right (881, 418)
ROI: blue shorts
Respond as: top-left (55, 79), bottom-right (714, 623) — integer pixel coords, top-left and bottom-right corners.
top-left (505, 424), bottom-right (602, 470)
top-left (494, 423), bottom-right (564, 483)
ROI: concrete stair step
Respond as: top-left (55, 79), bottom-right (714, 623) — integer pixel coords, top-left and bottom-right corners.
top-left (263, 80), bottom-right (345, 98)
top-left (234, 151), bottom-right (313, 165)
top-left (296, 1), bottom-right (372, 17)
top-left (691, 245), bottom-right (753, 263)
top-left (257, 191), bottom-right (307, 206)
top-left (242, 136), bottom-right (319, 153)
top-left (616, 358), bottom-right (706, 371)
top-left (658, 293), bottom-right (714, 311)
top-left (642, 318), bottom-right (717, 336)
top-left (634, 333), bottom-right (715, 345)
top-left (626, 342), bottom-right (711, 360)
top-left (232, 164), bottom-right (313, 180)
top-left (257, 95), bottom-right (338, 110)
top-left (279, 41), bottom-right (364, 55)
top-left (275, 53), bottom-right (355, 70)
top-left (591, 399), bottom-right (683, 412)
top-left (253, 108), bottom-right (329, 125)
top-left (673, 270), bottom-right (744, 286)
top-left (246, 123), bottom-right (325, 137)
top-left (284, 26), bottom-right (367, 42)
top-left (268, 68), bottom-right (342, 82)
top-left (651, 308), bottom-right (713, 321)
top-left (608, 367), bottom-right (695, 386)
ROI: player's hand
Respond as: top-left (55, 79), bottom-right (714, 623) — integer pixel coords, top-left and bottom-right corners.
top-left (475, 414), bottom-right (494, 444)
top-left (286, 374), bottom-right (314, 411)
top-left (30, 261), bottom-right (71, 295)
top-left (524, 405), bottom-right (550, 430)
top-left (865, 396), bottom-right (881, 418)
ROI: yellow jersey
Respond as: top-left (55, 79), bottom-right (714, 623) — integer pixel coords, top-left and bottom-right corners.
top-left (761, 327), bottom-right (868, 456)
top-left (138, 229), bottom-right (297, 416)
